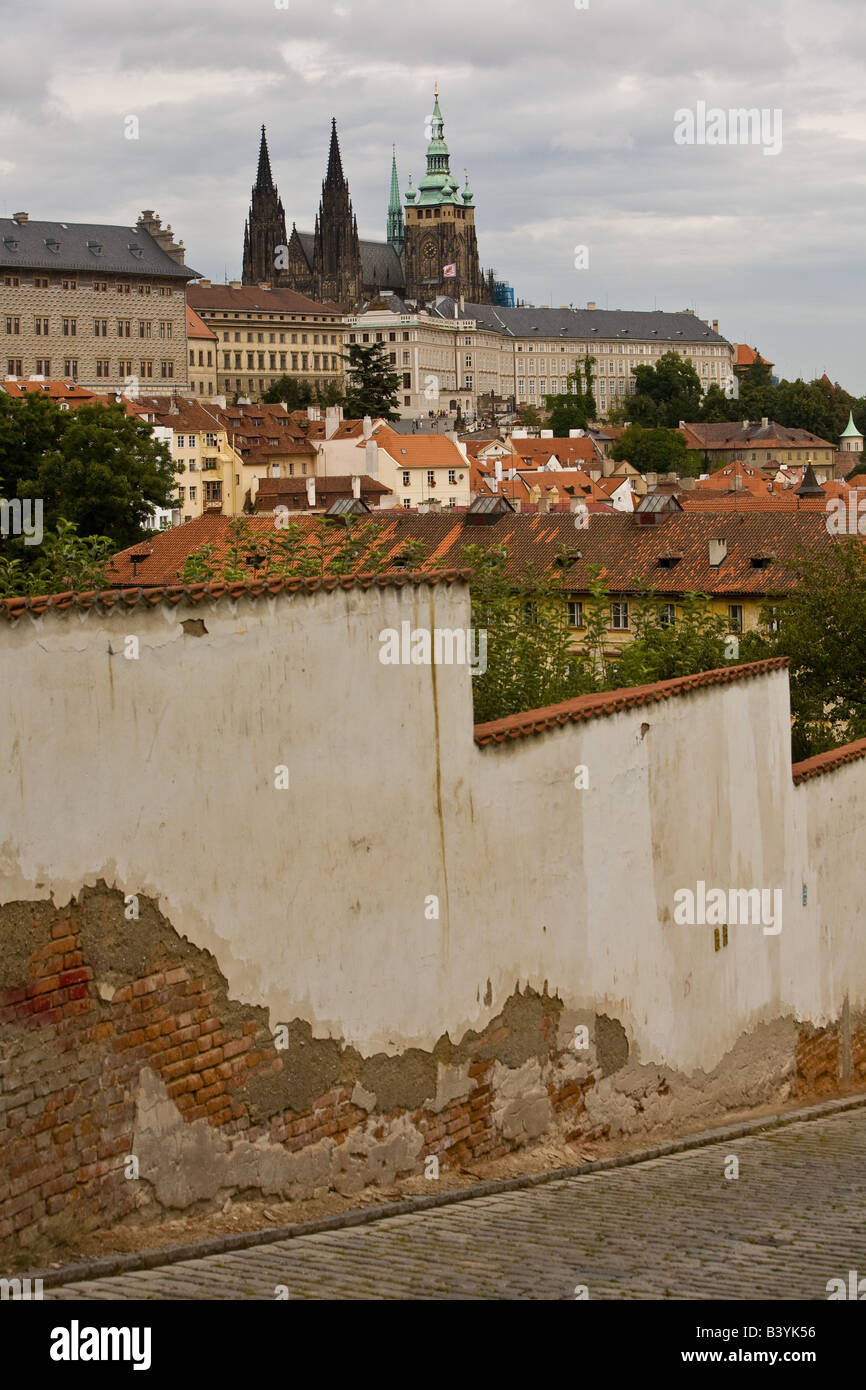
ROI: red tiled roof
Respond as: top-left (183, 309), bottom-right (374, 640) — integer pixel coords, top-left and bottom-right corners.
top-left (0, 379), bottom-right (98, 401)
top-left (792, 738), bottom-right (866, 785)
top-left (185, 304), bottom-right (217, 341)
top-left (733, 344), bottom-right (774, 369)
top-left (474, 659), bottom-right (790, 745)
top-left (366, 426), bottom-right (468, 469)
top-left (0, 571), bottom-right (470, 622)
top-left (187, 284), bottom-right (342, 315)
top-left (107, 509), bottom-right (839, 595)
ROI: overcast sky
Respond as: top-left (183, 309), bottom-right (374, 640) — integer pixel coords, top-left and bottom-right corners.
top-left (2, 0), bottom-right (863, 390)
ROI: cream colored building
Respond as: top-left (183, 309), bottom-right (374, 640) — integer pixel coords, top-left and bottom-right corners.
top-left (188, 282), bottom-right (344, 402)
top-left (344, 302), bottom-right (502, 420)
top-left (358, 423), bottom-right (471, 508)
top-left (0, 210), bottom-right (196, 391)
top-left (183, 305), bottom-right (219, 399)
top-left (349, 298), bottom-right (736, 423)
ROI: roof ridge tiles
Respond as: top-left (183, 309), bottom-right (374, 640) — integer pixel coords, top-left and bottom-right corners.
top-left (791, 738), bottom-right (866, 785)
top-left (473, 658), bottom-right (790, 744)
top-left (0, 570), bottom-right (472, 621)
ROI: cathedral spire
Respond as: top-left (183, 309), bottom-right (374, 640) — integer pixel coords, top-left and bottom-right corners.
top-left (387, 145), bottom-right (405, 254)
top-left (256, 125), bottom-right (274, 194)
top-left (325, 117), bottom-right (347, 189)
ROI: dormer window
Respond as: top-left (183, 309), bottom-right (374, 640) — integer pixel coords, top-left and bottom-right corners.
top-left (45, 238), bottom-right (61, 253)
top-left (87, 240), bottom-right (103, 255)
top-left (128, 243), bottom-right (143, 258)
top-left (3, 237), bottom-right (18, 251)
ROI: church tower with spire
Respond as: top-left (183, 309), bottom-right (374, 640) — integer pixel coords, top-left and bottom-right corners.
top-left (403, 85), bottom-right (489, 303)
top-left (311, 118), bottom-right (363, 304)
top-left (242, 127), bottom-right (289, 286)
top-left (387, 146), bottom-right (405, 256)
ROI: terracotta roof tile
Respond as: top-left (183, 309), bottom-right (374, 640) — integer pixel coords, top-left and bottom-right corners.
top-left (791, 738), bottom-right (866, 785)
top-left (473, 659), bottom-right (790, 744)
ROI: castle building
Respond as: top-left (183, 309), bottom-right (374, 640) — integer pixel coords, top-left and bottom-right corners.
top-left (241, 90), bottom-right (491, 308)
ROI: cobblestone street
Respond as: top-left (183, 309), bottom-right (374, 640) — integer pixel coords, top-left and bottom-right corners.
top-left (44, 1108), bottom-right (866, 1300)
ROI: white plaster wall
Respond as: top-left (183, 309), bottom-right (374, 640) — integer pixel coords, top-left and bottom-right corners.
top-left (0, 582), bottom-right (863, 1076)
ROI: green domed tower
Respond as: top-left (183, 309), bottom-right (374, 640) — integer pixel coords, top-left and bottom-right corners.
top-left (403, 85), bottom-right (490, 304)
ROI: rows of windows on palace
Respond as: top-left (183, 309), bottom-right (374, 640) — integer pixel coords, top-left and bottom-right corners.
top-left (2, 274), bottom-right (179, 294)
top-left (5, 356), bottom-right (176, 379)
top-left (6, 316), bottom-right (177, 338)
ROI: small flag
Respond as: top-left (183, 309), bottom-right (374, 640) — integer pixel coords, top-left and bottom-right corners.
top-left (443, 263), bottom-right (457, 278)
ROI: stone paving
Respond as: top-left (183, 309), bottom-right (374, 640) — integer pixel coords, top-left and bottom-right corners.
top-left (44, 1109), bottom-right (866, 1300)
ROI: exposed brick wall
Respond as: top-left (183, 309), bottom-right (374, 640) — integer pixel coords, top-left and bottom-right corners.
top-left (796, 1023), bottom-right (841, 1096)
top-left (0, 887), bottom-right (572, 1257)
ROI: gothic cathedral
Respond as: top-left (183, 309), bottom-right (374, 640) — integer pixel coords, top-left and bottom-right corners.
top-left (241, 89), bottom-right (491, 307)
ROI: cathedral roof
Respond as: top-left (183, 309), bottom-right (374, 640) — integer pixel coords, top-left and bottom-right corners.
top-left (293, 229), bottom-right (405, 292)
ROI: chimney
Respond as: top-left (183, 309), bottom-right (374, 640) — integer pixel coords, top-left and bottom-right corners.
top-left (708, 538), bottom-right (728, 567)
top-left (645, 472), bottom-right (658, 487)
top-left (494, 460), bottom-right (503, 482)
top-left (537, 496), bottom-right (550, 514)
top-left (365, 438), bottom-right (378, 478)
top-left (678, 420), bottom-right (686, 429)
top-left (325, 404), bottom-right (343, 439)
top-left (351, 475), bottom-right (361, 499)
top-left (307, 405), bottom-right (321, 421)
top-left (589, 467), bottom-right (601, 481)
top-left (712, 319), bottom-right (719, 333)
top-left (587, 301), bottom-right (596, 310)
top-left (603, 456), bottom-right (614, 477)
top-left (229, 281), bottom-right (242, 289)
top-left (306, 476), bottom-right (316, 508)
top-left (12, 211), bottom-right (28, 225)
top-left (678, 476), bottom-right (696, 491)
top-left (362, 414), bottom-right (373, 439)
top-left (761, 417), bottom-right (768, 428)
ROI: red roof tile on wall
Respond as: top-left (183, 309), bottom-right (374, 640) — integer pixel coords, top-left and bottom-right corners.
top-left (473, 659), bottom-right (790, 744)
top-left (791, 739), bottom-right (866, 785)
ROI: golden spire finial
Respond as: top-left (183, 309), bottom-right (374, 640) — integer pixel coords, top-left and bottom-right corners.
top-left (434, 81), bottom-right (439, 98)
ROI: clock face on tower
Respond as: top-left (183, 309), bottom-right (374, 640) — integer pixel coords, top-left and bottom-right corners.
top-left (423, 238), bottom-right (437, 259)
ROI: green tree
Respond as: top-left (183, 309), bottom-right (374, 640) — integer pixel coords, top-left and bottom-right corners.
top-left (629, 351), bottom-right (703, 428)
top-left (460, 542), bottom-right (593, 722)
top-left (261, 376), bottom-right (315, 409)
top-left (341, 342), bottom-right (400, 420)
top-left (610, 424), bottom-right (700, 475)
top-left (0, 394), bottom-right (174, 550)
top-left (0, 518), bottom-right (115, 597)
top-left (739, 538), bottom-right (866, 760)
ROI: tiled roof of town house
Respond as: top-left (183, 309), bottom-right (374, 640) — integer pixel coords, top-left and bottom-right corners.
top-left (680, 420), bottom-right (835, 450)
top-left (0, 570), bottom-right (471, 624)
top-left (429, 299), bottom-right (730, 345)
top-left (509, 437), bottom-right (602, 467)
top-left (289, 414), bottom-right (376, 440)
top-left (0, 216), bottom-right (198, 278)
top-left (187, 283), bottom-right (342, 315)
top-left (364, 426), bottom-right (468, 468)
top-left (733, 344), bottom-right (774, 369)
top-left (107, 509), bottom-right (837, 595)
top-left (518, 469), bottom-right (611, 501)
top-left (0, 379), bottom-right (99, 401)
top-left (791, 738), bottom-right (866, 785)
top-left (186, 304), bottom-right (218, 340)
top-left (680, 491), bottom-right (846, 513)
top-left (254, 475), bottom-right (391, 504)
top-left (473, 659), bottom-right (791, 745)
top-left (694, 460), bottom-right (774, 494)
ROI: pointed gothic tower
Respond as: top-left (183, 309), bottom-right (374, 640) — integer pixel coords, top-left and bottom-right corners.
top-left (387, 146), bottom-right (405, 256)
top-left (312, 118), bottom-right (363, 305)
top-left (242, 127), bottom-right (289, 286)
top-left (403, 85), bottom-right (489, 304)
